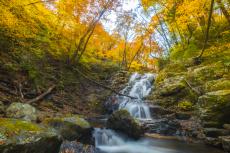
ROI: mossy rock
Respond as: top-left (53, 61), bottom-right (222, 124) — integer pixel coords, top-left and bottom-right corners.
top-left (157, 76), bottom-right (186, 96)
top-left (204, 79), bottom-right (230, 92)
top-left (186, 62), bottom-right (226, 87)
top-left (198, 90), bottom-right (230, 124)
top-left (106, 109), bottom-right (144, 139)
top-left (6, 102), bottom-right (37, 122)
top-left (177, 101), bottom-right (194, 111)
top-left (0, 118), bottom-right (61, 153)
top-left (44, 115), bottom-right (93, 143)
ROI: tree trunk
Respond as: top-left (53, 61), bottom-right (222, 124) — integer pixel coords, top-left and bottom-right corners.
top-left (216, 0), bottom-right (230, 25)
top-left (127, 43), bottom-right (144, 70)
top-left (197, 0), bottom-right (215, 59)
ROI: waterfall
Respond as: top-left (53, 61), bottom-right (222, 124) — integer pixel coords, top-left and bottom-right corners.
top-left (117, 73), bottom-right (155, 120)
top-left (93, 73), bottom-right (223, 153)
top-left (94, 73), bottom-right (156, 153)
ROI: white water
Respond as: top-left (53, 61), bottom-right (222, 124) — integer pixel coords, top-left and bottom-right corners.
top-left (94, 73), bottom-right (156, 152)
top-left (94, 128), bottom-right (172, 153)
top-left (117, 73), bottom-right (155, 120)
top-left (93, 73), bottom-right (224, 153)
top-left (93, 128), bottom-right (222, 153)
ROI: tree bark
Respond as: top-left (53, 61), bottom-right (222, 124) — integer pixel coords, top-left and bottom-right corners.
top-left (216, 0), bottom-right (230, 25)
top-left (197, 0), bottom-right (215, 59)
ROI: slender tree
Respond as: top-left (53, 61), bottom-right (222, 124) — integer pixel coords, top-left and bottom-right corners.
top-left (197, 0), bottom-right (215, 59)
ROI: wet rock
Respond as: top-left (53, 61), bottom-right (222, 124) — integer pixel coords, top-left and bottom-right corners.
top-left (59, 141), bottom-right (95, 153)
top-left (149, 105), bottom-right (172, 118)
top-left (178, 118), bottom-right (205, 139)
top-left (0, 118), bottom-right (62, 153)
top-left (204, 128), bottom-right (230, 138)
top-left (142, 118), bottom-right (181, 136)
top-left (175, 112), bottom-right (191, 120)
top-left (205, 137), bottom-right (222, 148)
top-left (106, 109), bottom-right (144, 139)
top-left (220, 136), bottom-right (230, 153)
top-left (6, 102), bottom-right (37, 121)
top-left (44, 115), bottom-right (93, 143)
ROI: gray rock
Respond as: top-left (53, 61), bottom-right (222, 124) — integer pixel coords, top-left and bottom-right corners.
top-left (106, 109), bottom-right (144, 139)
top-left (44, 115), bottom-right (93, 143)
top-left (143, 118), bottom-right (181, 136)
top-left (220, 136), bottom-right (230, 153)
top-left (205, 137), bottom-right (222, 148)
top-left (6, 102), bottom-right (37, 121)
top-left (149, 105), bottom-right (173, 118)
top-left (204, 128), bottom-right (230, 138)
top-left (59, 141), bottom-right (95, 153)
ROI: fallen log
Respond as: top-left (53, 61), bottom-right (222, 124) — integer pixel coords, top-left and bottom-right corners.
top-left (184, 79), bottom-right (200, 95)
top-left (27, 85), bottom-right (56, 104)
top-left (74, 68), bottom-right (138, 99)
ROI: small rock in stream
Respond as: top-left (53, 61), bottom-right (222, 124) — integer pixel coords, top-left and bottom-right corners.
top-left (59, 141), bottom-right (96, 153)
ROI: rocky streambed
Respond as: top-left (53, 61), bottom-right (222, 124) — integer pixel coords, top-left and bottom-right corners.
top-left (0, 72), bottom-right (229, 153)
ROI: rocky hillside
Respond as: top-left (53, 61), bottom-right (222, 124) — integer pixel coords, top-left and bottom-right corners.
top-left (147, 42), bottom-right (230, 149)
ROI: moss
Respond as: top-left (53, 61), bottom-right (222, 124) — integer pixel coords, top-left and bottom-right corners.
top-left (157, 76), bottom-right (186, 96)
top-left (44, 115), bottom-right (90, 129)
top-left (0, 118), bottom-right (49, 145)
top-left (198, 90), bottom-right (230, 123)
top-left (204, 79), bottom-right (230, 92)
top-left (178, 101), bottom-right (193, 111)
top-left (0, 118), bottom-right (42, 134)
top-left (186, 62), bottom-right (226, 88)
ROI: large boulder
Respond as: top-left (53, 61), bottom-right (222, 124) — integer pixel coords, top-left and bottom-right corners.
top-left (106, 109), bottom-right (144, 139)
top-left (44, 115), bottom-right (93, 143)
top-left (157, 76), bottom-right (186, 96)
top-left (6, 102), bottom-right (37, 121)
top-left (0, 118), bottom-right (62, 153)
top-left (187, 63), bottom-right (226, 86)
top-left (198, 90), bottom-right (230, 124)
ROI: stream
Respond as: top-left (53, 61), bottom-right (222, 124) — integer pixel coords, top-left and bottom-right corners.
top-left (93, 73), bottom-right (224, 153)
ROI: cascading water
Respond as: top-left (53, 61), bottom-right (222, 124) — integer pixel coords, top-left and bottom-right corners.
top-left (93, 73), bottom-right (224, 153)
top-left (94, 73), bottom-right (156, 153)
top-left (117, 73), bottom-right (155, 120)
